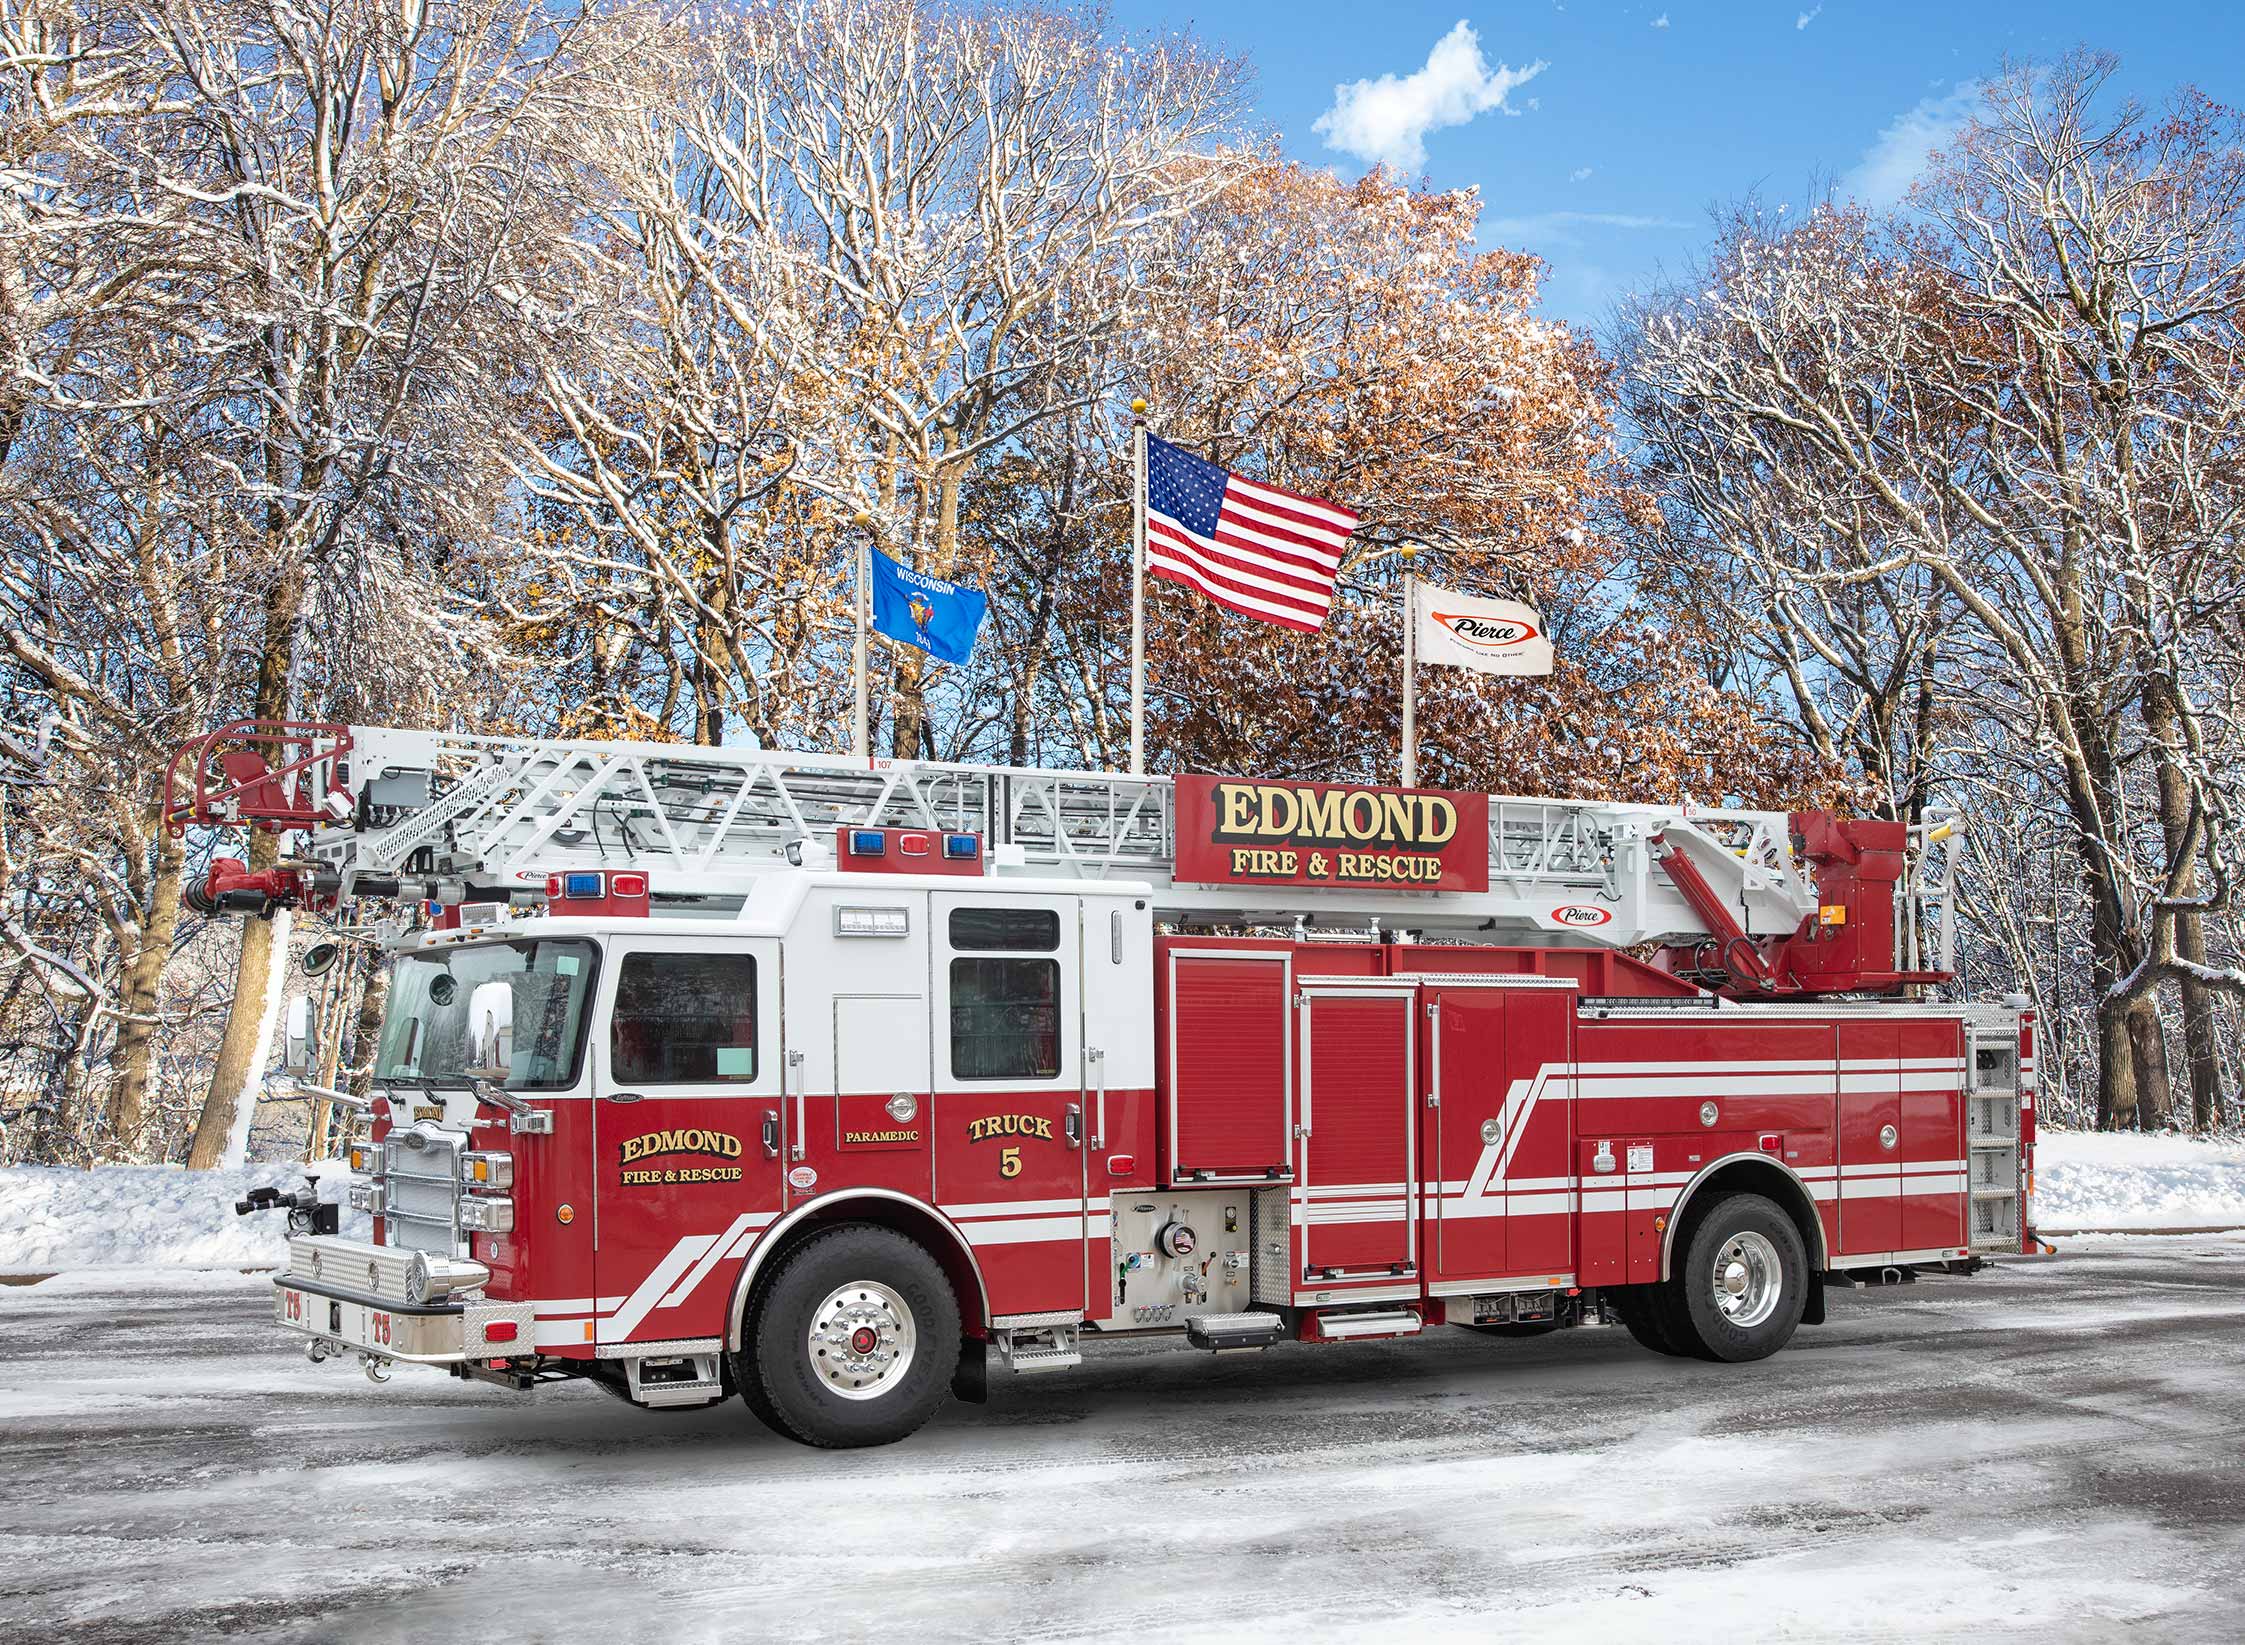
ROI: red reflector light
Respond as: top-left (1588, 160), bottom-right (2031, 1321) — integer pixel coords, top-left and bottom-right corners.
top-left (1106, 1154), bottom-right (1136, 1177)
top-left (545, 875), bottom-right (562, 897)
top-left (898, 832), bottom-right (930, 855)
top-left (484, 1320), bottom-right (519, 1343)
top-left (610, 872), bottom-right (647, 897)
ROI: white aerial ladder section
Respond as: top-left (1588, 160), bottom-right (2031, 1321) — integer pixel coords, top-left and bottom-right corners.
top-left (167, 720), bottom-right (1963, 965)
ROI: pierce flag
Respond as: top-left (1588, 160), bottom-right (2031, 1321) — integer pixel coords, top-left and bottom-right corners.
top-left (867, 548), bottom-right (987, 667)
top-left (1411, 582), bottom-right (1554, 676)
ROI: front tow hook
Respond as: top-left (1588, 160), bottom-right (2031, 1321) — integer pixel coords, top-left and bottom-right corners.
top-left (359, 1353), bottom-right (394, 1384)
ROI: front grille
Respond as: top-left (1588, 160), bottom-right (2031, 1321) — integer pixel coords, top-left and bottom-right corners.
top-left (380, 1126), bottom-right (466, 1255)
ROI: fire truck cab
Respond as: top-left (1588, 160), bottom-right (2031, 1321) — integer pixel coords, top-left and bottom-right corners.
top-left (174, 724), bottom-right (2034, 1449)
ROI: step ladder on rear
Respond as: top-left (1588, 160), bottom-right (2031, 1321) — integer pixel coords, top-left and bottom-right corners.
top-left (1965, 1023), bottom-right (2026, 1253)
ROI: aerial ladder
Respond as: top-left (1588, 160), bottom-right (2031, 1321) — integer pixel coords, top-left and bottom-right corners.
top-left (165, 719), bottom-right (1964, 998)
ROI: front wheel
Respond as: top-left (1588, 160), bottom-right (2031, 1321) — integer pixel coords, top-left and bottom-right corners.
top-left (740, 1224), bottom-right (961, 1448)
top-left (1666, 1193), bottom-right (1808, 1363)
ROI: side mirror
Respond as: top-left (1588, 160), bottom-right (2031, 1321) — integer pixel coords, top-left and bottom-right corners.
top-left (302, 940), bottom-right (341, 978)
top-left (282, 994), bottom-right (317, 1075)
top-left (465, 980), bottom-right (515, 1078)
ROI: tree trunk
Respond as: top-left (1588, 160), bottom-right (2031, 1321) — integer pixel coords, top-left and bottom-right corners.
top-left (2093, 988), bottom-right (2137, 1130)
top-left (2124, 997), bottom-right (2174, 1130)
top-left (2142, 671), bottom-right (2226, 1130)
top-left (106, 821), bottom-right (185, 1153)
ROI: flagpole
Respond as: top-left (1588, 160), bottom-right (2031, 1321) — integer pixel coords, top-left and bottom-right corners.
top-left (850, 510), bottom-right (871, 759)
top-left (1400, 543), bottom-right (1419, 788)
top-left (1128, 399), bottom-right (1148, 777)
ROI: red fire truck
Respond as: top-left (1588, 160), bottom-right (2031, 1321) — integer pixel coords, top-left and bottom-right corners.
top-left (169, 721), bottom-right (2034, 1449)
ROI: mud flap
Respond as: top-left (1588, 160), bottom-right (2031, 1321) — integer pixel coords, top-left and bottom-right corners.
top-left (951, 1335), bottom-right (988, 1404)
top-left (1802, 1273), bottom-right (1827, 1327)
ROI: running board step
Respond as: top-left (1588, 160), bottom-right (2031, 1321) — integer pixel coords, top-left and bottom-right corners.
top-left (1185, 1311), bottom-right (1286, 1353)
top-left (996, 1324), bottom-right (1081, 1374)
top-left (624, 1353), bottom-right (724, 1408)
top-left (1310, 1308), bottom-right (1424, 1342)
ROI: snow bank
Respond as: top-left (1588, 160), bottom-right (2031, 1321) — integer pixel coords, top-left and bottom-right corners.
top-left (0, 1162), bottom-right (361, 1273)
top-left (2034, 1130), bottom-right (2245, 1231)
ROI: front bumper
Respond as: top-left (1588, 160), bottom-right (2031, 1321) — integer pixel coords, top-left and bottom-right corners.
top-left (274, 1236), bottom-right (534, 1364)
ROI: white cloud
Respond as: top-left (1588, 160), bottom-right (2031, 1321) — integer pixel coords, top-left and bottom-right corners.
top-left (1570, 166), bottom-right (1594, 182)
top-left (1796, 5), bottom-right (1822, 26)
top-left (1313, 21), bottom-right (1548, 171)
top-left (1651, 12), bottom-right (1670, 27)
top-left (1482, 209), bottom-right (1693, 249)
top-left (1844, 81), bottom-right (1981, 207)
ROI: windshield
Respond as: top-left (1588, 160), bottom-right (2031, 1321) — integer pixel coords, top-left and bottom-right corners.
top-left (375, 939), bottom-right (597, 1091)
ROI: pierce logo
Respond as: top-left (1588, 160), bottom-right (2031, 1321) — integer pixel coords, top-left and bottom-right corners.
top-left (1433, 612), bottom-right (1541, 652)
top-left (1551, 904), bottom-right (1614, 927)
top-left (616, 1128), bottom-right (743, 1165)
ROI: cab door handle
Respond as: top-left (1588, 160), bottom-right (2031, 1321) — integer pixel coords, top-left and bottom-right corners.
top-left (761, 1111), bottom-right (781, 1158)
top-left (1064, 1104), bottom-right (1082, 1149)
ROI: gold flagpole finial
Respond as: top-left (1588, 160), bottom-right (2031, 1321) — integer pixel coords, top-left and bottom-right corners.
top-left (1130, 398), bottom-right (1148, 417)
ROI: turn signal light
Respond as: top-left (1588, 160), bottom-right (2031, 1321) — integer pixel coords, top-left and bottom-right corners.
top-left (483, 1320), bottom-right (519, 1344)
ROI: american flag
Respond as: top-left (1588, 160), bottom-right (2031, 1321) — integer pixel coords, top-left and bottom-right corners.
top-left (1143, 434), bottom-right (1357, 632)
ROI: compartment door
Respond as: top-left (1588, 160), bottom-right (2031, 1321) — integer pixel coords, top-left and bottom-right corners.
top-left (1298, 982), bottom-right (1418, 1285)
top-left (1497, 987), bottom-right (1576, 1277)
top-left (1427, 985), bottom-right (1509, 1283)
top-left (1838, 1021), bottom-right (1902, 1258)
top-left (1167, 949), bottom-right (1293, 1183)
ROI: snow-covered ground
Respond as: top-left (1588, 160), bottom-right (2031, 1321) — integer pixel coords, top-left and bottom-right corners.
top-left (2033, 1130), bottom-right (2245, 1231)
top-left (1, 1237), bottom-right (2241, 1643)
top-left (0, 1161), bottom-right (360, 1272)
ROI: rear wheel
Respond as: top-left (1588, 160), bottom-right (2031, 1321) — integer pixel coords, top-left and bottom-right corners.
top-left (742, 1225), bottom-right (961, 1448)
top-left (1663, 1193), bottom-right (1807, 1363)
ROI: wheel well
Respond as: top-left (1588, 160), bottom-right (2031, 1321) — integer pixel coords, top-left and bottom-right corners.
top-left (724, 1193), bottom-right (989, 1351)
top-left (1660, 1156), bottom-right (1826, 1282)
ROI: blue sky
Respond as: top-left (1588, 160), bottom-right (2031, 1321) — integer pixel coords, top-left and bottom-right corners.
top-left (1134, 1), bottom-right (2245, 332)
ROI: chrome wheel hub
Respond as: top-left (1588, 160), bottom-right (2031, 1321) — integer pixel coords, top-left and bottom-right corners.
top-left (808, 1280), bottom-right (916, 1401)
top-left (1709, 1230), bottom-right (1782, 1329)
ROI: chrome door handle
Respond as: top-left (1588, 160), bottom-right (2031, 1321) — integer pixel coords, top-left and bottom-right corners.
top-left (1064, 1104), bottom-right (1082, 1149)
top-left (1086, 1047), bottom-right (1106, 1150)
top-left (761, 1111), bottom-right (781, 1159)
top-left (787, 1050), bottom-right (806, 1160)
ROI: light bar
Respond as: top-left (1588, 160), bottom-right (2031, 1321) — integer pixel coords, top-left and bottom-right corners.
top-left (943, 833), bottom-right (979, 859)
top-left (561, 871), bottom-right (603, 898)
top-left (847, 829), bottom-right (886, 856)
top-left (834, 905), bottom-right (910, 938)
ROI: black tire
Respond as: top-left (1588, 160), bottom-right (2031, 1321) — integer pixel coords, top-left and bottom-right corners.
top-left (729, 1266), bottom-right (789, 1438)
top-left (1662, 1193), bottom-right (1807, 1364)
top-left (745, 1224), bottom-right (961, 1449)
top-left (1608, 1286), bottom-right (1692, 1356)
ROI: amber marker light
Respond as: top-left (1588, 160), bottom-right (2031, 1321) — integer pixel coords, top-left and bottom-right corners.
top-left (556, 1203), bottom-right (575, 1225)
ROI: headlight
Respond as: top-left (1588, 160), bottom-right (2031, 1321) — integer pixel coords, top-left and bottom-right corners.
top-left (405, 1251), bottom-right (491, 1304)
top-left (457, 1196), bottom-right (515, 1235)
top-left (459, 1151), bottom-right (514, 1191)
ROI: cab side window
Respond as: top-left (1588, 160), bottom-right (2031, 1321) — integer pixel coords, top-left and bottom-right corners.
top-left (948, 908), bottom-right (1060, 1081)
top-left (611, 952), bottom-right (757, 1083)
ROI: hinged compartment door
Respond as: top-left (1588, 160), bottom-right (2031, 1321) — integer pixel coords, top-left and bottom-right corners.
top-left (1297, 981), bottom-right (1417, 1284)
top-left (1167, 949), bottom-right (1293, 1184)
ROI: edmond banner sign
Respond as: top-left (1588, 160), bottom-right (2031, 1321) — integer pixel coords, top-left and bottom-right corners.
top-left (1173, 775), bottom-right (1491, 892)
